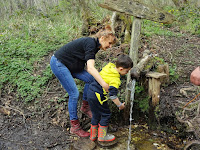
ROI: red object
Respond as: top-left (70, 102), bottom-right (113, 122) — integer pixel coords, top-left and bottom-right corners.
top-left (70, 120), bottom-right (90, 137)
top-left (80, 100), bottom-right (92, 118)
top-left (90, 124), bottom-right (98, 141)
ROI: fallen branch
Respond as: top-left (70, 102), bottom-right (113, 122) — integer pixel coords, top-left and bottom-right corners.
top-left (184, 140), bottom-right (200, 150)
top-left (0, 105), bottom-right (27, 129)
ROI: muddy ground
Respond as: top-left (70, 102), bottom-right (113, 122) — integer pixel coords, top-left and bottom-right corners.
top-left (0, 30), bottom-right (200, 150)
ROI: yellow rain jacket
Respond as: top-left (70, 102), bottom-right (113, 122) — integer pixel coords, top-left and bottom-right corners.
top-left (90, 63), bottom-right (121, 105)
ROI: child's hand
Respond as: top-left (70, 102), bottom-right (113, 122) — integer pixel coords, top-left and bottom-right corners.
top-left (119, 102), bottom-right (125, 110)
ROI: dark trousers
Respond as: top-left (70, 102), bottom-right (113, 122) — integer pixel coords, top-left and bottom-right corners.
top-left (87, 91), bottom-right (111, 126)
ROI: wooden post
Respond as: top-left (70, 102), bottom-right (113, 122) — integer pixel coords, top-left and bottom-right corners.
top-left (146, 72), bottom-right (167, 106)
top-left (124, 17), bottom-right (141, 122)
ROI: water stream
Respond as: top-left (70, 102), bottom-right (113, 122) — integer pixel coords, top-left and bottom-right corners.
top-left (127, 79), bottom-right (136, 150)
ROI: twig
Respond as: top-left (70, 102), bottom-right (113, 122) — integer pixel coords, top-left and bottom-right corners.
top-left (42, 80), bottom-right (52, 98)
top-left (183, 92), bottom-right (200, 108)
top-left (0, 105), bottom-right (27, 129)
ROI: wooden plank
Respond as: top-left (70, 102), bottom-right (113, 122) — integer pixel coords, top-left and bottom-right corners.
top-left (99, 0), bottom-right (175, 24)
top-left (148, 78), bottom-right (153, 97)
top-left (146, 72), bottom-right (167, 79)
top-left (151, 78), bottom-right (161, 106)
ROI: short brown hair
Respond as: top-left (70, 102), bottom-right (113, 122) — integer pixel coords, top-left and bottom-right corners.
top-left (116, 54), bottom-right (133, 69)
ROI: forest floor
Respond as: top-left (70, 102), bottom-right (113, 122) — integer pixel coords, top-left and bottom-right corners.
top-left (0, 28), bottom-right (200, 150)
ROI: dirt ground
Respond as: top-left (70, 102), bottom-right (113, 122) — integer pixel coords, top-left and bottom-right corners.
top-left (0, 30), bottom-right (200, 150)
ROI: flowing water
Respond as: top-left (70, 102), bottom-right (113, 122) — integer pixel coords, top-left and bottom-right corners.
top-left (127, 79), bottom-right (136, 150)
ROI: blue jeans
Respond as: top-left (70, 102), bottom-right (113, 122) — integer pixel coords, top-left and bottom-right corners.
top-left (50, 55), bottom-right (94, 120)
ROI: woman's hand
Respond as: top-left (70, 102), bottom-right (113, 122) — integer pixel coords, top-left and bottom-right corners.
top-left (87, 59), bottom-right (109, 91)
top-left (102, 82), bottom-right (109, 92)
top-left (190, 67), bottom-right (200, 86)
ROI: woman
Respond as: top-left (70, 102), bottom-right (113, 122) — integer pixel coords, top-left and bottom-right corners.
top-left (50, 25), bottom-right (116, 137)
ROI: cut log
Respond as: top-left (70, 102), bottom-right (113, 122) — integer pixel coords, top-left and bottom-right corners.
top-left (99, 0), bottom-right (175, 24)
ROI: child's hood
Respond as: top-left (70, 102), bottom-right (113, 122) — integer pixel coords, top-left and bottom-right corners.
top-left (100, 63), bottom-right (120, 78)
top-left (100, 63), bottom-right (121, 89)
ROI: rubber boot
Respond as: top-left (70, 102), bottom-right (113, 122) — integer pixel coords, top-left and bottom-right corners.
top-left (90, 124), bottom-right (98, 141)
top-left (80, 100), bottom-right (92, 118)
top-left (98, 125), bottom-right (115, 142)
top-left (70, 120), bottom-right (90, 137)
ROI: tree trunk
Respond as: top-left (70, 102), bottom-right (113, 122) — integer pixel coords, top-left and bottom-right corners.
top-left (78, 0), bottom-right (91, 36)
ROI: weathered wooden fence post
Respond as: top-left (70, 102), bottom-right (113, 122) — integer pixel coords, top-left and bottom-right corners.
top-left (124, 17), bottom-right (141, 120)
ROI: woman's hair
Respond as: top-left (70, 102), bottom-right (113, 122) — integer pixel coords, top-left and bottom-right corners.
top-left (94, 25), bottom-right (117, 44)
top-left (116, 54), bottom-right (133, 69)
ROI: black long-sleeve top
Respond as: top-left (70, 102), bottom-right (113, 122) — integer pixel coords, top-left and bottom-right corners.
top-left (54, 37), bottom-right (101, 73)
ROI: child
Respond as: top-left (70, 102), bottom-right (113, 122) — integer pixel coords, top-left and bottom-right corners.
top-left (87, 54), bottom-right (133, 142)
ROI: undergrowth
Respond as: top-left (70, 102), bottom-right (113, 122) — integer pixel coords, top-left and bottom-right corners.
top-left (0, 7), bottom-right (82, 102)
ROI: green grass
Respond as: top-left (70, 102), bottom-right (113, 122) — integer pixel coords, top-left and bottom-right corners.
top-left (142, 19), bottom-right (182, 37)
top-left (0, 8), bottom-right (82, 102)
top-left (142, 5), bottom-right (200, 37)
top-left (168, 5), bottom-right (200, 35)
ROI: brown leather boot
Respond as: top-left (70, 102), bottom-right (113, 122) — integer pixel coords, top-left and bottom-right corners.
top-left (90, 124), bottom-right (98, 141)
top-left (80, 100), bottom-right (92, 118)
top-left (70, 120), bottom-right (90, 137)
top-left (98, 125), bottom-right (115, 142)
